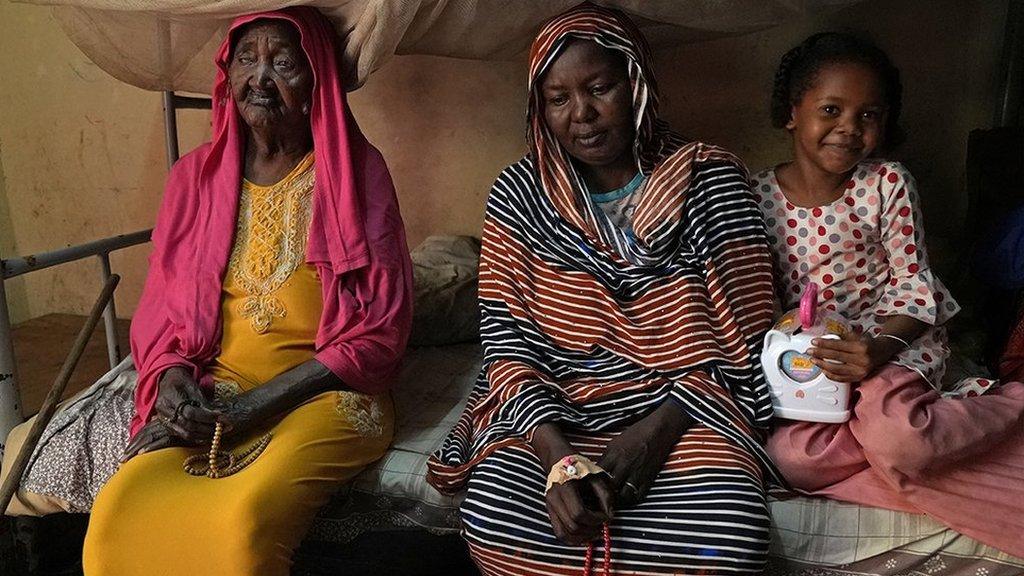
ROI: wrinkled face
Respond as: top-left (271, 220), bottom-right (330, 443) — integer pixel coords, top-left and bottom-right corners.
top-left (787, 62), bottom-right (887, 175)
top-left (228, 20), bottom-right (313, 130)
top-left (540, 40), bottom-right (635, 172)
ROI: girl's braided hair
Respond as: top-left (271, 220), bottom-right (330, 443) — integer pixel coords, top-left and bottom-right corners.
top-left (771, 32), bottom-right (904, 148)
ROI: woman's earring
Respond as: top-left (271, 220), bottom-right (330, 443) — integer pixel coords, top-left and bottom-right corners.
top-left (301, 102), bottom-right (311, 115)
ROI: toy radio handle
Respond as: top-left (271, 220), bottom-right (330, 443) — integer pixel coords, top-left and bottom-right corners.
top-left (800, 282), bottom-right (819, 330)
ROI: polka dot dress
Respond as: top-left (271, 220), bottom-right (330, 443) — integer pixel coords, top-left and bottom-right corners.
top-left (752, 161), bottom-right (991, 396)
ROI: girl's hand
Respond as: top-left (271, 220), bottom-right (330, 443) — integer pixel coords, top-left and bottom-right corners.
top-left (154, 367), bottom-right (220, 443)
top-left (808, 333), bottom-right (900, 383)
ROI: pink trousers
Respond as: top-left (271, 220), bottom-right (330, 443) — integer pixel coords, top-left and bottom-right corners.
top-left (767, 364), bottom-right (1024, 557)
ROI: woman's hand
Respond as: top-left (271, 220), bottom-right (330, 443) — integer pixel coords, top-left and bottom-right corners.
top-left (530, 423), bottom-right (614, 544)
top-left (121, 420), bottom-right (186, 462)
top-left (597, 400), bottom-right (692, 507)
top-left (212, 359), bottom-right (343, 439)
top-left (808, 333), bottom-right (899, 383)
top-left (214, 389), bottom-right (269, 440)
top-left (154, 367), bottom-right (219, 443)
top-left (545, 474), bottom-right (615, 545)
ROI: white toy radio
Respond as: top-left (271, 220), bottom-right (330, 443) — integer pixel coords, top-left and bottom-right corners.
top-left (762, 283), bottom-right (852, 423)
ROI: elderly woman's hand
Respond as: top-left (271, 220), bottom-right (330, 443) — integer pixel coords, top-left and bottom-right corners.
top-left (597, 400), bottom-right (692, 507)
top-left (214, 389), bottom-right (268, 440)
top-left (154, 367), bottom-right (220, 444)
top-left (121, 420), bottom-right (188, 462)
top-left (215, 360), bottom-right (345, 440)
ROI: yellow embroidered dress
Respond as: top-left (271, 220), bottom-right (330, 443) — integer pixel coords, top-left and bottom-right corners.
top-left (84, 153), bottom-right (394, 576)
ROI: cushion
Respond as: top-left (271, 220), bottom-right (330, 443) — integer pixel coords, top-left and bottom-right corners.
top-left (1, 415), bottom-right (74, 516)
top-left (409, 236), bottom-right (481, 347)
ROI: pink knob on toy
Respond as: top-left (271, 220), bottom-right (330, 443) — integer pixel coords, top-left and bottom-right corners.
top-left (799, 282), bottom-right (818, 330)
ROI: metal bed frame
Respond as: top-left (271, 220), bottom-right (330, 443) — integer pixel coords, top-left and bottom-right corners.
top-left (0, 92), bottom-right (210, 454)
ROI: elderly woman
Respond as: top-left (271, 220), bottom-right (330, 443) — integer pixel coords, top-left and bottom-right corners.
top-left (428, 4), bottom-right (778, 575)
top-left (77, 7), bottom-right (412, 574)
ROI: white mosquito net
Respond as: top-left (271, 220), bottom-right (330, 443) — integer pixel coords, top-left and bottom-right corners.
top-left (17, 0), bottom-right (858, 92)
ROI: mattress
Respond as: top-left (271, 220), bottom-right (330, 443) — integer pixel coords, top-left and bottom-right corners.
top-left (768, 496), bottom-right (1024, 575)
top-left (308, 344), bottom-right (479, 543)
top-left (308, 343), bottom-right (1024, 575)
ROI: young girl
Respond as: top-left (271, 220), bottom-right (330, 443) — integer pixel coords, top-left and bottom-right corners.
top-left (753, 32), bottom-right (1024, 557)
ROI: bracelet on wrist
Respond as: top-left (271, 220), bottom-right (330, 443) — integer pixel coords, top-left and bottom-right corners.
top-left (876, 333), bottom-right (911, 350)
top-left (545, 454), bottom-right (607, 494)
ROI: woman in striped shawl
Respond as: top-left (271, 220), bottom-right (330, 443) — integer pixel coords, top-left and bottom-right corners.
top-left (428, 4), bottom-right (779, 574)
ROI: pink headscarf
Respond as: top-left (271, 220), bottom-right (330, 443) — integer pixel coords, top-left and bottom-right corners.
top-left (129, 7), bottom-right (413, 436)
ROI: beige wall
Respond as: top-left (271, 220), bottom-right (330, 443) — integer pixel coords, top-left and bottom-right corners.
top-left (0, 1), bottom-right (209, 324)
top-left (348, 55), bottom-right (526, 248)
top-left (0, 0), bottom-right (1008, 324)
top-left (654, 0), bottom-right (1007, 241)
top-left (0, 137), bottom-right (29, 322)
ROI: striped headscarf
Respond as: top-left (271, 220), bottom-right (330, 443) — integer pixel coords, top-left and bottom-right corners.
top-left (429, 2), bottom-right (778, 493)
top-left (526, 2), bottom-right (735, 264)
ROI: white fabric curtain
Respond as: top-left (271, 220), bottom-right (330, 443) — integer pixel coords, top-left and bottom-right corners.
top-left (18, 0), bottom-right (858, 92)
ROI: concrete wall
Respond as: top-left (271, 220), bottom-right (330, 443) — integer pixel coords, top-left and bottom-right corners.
top-left (0, 0), bottom-right (1009, 324)
top-left (0, 1), bottom-right (208, 324)
top-left (0, 138), bottom-right (27, 320)
top-left (654, 0), bottom-right (1007, 241)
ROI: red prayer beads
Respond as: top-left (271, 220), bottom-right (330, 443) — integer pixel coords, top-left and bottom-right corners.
top-left (582, 523), bottom-right (611, 575)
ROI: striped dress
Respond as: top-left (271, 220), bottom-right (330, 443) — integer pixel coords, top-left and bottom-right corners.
top-left (428, 4), bottom-right (780, 575)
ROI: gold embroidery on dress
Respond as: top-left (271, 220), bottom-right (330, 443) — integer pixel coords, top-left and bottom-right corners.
top-left (229, 153), bottom-right (315, 334)
top-left (213, 380), bottom-right (243, 403)
top-left (336, 391), bottom-right (384, 438)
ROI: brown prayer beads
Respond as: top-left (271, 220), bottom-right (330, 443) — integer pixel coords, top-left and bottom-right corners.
top-left (183, 422), bottom-right (272, 479)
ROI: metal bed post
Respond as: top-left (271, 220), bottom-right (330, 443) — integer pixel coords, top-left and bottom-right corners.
top-left (0, 80), bottom-right (209, 458)
top-left (0, 234), bottom-right (155, 456)
top-left (97, 253), bottom-right (121, 369)
top-left (98, 87), bottom-right (211, 377)
top-left (162, 91), bottom-right (181, 167)
top-left (0, 274), bottom-right (23, 451)
top-left (162, 91), bottom-right (212, 166)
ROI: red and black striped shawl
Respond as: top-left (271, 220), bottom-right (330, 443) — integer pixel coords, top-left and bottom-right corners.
top-left (428, 2), bottom-right (778, 493)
